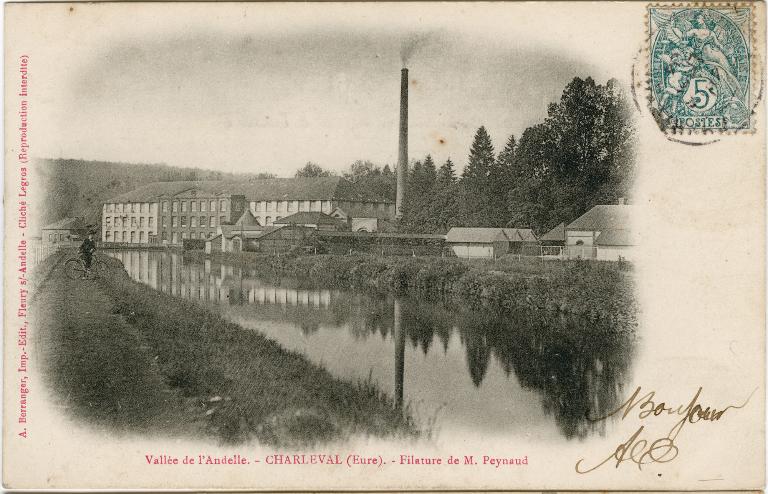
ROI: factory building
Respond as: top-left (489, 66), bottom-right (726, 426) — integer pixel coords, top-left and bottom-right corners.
top-left (101, 177), bottom-right (393, 245)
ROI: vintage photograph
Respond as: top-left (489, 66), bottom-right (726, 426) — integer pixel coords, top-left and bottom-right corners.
top-left (3, 2), bottom-right (764, 490)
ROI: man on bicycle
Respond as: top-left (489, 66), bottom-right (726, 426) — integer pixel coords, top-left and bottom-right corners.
top-left (78, 232), bottom-right (97, 278)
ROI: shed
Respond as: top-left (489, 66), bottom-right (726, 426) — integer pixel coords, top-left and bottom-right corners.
top-left (445, 227), bottom-right (538, 259)
top-left (274, 212), bottom-right (341, 231)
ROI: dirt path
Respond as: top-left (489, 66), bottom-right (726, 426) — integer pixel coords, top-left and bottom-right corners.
top-left (34, 255), bottom-right (198, 437)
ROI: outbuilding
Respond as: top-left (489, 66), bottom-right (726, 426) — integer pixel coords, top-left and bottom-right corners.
top-left (445, 227), bottom-right (538, 259)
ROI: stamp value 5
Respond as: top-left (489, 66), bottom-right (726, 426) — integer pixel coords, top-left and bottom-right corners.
top-left (649, 5), bottom-right (752, 132)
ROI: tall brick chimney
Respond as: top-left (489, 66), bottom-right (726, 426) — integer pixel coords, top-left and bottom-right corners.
top-left (396, 68), bottom-right (408, 219)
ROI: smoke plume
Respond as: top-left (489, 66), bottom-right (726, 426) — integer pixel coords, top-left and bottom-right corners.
top-left (400, 33), bottom-right (430, 67)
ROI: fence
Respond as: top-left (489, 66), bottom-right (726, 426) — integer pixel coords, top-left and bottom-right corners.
top-left (29, 240), bottom-right (61, 270)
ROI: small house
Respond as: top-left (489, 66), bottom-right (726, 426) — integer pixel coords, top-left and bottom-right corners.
top-left (445, 227), bottom-right (538, 259)
top-left (565, 204), bottom-right (635, 259)
top-left (42, 217), bottom-right (85, 246)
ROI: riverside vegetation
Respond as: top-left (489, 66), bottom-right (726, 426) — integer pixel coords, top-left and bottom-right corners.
top-left (35, 251), bottom-right (417, 446)
top-left (186, 251), bottom-right (637, 328)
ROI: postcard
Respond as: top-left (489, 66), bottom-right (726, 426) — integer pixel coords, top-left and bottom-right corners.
top-left (3, 1), bottom-right (765, 490)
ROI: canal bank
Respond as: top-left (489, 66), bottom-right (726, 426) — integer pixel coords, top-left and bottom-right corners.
top-left (184, 251), bottom-right (637, 325)
top-left (34, 252), bottom-right (417, 446)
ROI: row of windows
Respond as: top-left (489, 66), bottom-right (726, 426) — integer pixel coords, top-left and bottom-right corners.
top-left (249, 200), bottom-right (329, 213)
top-left (105, 230), bottom-right (216, 243)
top-left (105, 203), bottom-right (154, 213)
top-left (162, 232), bottom-right (214, 242)
top-left (162, 200), bottom-right (237, 213)
top-left (48, 233), bottom-right (69, 242)
top-left (105, 231), bottom-right (149, 243)
top-left (163, 216), bottom-right (226, 228)
top-left (105, 216), bottom-right (154, 228)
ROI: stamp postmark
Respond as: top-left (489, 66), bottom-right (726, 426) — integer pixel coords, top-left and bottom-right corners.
top-left (648, 5), bottom-right (753, 132)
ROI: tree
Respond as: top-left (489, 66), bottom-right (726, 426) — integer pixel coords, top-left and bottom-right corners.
top-left (462, 126), bottom-right (496, 226)
top-left (507, 77), bottom-right (636, 234)
top-left (437, 158), bottom-right (457, 186)
top-left (295, 162), bottom-right (332, 178)
top-left (488, 135), bottom-right (517, 225)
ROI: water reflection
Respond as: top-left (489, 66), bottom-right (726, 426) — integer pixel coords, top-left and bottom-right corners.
top-left (109, 250), bottom-right (635, 439)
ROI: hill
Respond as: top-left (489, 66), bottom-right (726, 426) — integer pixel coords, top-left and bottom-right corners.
top-left (35, 158), bottom-right (276, 227)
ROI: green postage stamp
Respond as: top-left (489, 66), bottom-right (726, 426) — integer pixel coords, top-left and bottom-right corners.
top-left (649, 4), bottom-right (754, 132)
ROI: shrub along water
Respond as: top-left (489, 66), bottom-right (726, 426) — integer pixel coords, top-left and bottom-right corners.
top-left (185, 251), bottom-right (637, 326)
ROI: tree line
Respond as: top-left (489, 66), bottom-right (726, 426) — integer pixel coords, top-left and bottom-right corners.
top-left (296, 76), bottom-right (636, 235)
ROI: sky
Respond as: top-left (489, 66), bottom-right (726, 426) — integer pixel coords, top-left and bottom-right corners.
top-left (25, 3), bottom-right (621, 177)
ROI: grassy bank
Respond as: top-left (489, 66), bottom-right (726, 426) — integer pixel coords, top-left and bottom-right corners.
top-left (35, 254), bottom-right (416, 446)
top-left (186, 251), bottom-right (637, 326)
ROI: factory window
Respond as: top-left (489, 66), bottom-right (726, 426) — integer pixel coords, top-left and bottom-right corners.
top-left (181, 201), bottom-right (187, 212)
top-left (182, 232), bottom-right (188, 240)
top-left (201, 201), bottom-right (207, 212)
top-left (172, 232), bottom-right (178, 244)
top-left (140, 217), bottom-right (145, 227)
top-left (131, 217), bottom-right (137, 227)
top-left (161, 232), bottom-right (167, 241)
top-left (210, 200), bottom-right (216, 212)
top-left (173, 201), bottom-right (179, 212)
top-left (148, 217), bottom-right (154, 227)
top-left (191, 217), bottom-right (197, 228)
top-left (106, 217), bottom-right (111, 227)
top-left (200, 216), bottom-right (207, 227)
top-left (192, 201), bottom-right (198, 212)
top-left (181, 216), bottom-right (187, 227)
top-left (140, 231), bottom-right (145, 243)
top-left (220, 200), bottom-right (226, 212)
top-left (105, 231), bottom-right (111, 242)
top-left (190, 232), bottom-right (196, 239)
top-left (265, 216), bottom-right (272, 225)
top-left (311, 200), bottom-right (321, 212)
top-left (162, 217), bottom-right (167, 228)
top-left (172, 216), bottom-right (178, 227)
top-left (266, 201), bottom-right (273, 212)
top-left (140, 203), bottom-right (146, 213)
top-left (130, 231), bottom-right (136, 243)
top-left (220, 215), bottom-right (226, 226)
top-left (162, 201), bottom-right (169, 213)
top-left (301, 201), bottom-right (310, 212)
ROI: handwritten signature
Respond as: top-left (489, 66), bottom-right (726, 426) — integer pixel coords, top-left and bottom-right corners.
top-left (575, 386), bottom-right (755, 474)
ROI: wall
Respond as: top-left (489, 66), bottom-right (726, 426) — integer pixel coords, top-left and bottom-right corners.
top-left (596, 245), bottom-right (636, 262)
top-left (351, 217), bottom-right (379, 232)
top-left (102, 202), bottom-right (159, 244)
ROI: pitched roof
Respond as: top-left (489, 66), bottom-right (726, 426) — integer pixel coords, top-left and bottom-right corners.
top-left (445, 227), bottom-right (537, 243)
top-left (106, 177), bottom-right (393, 204)
top-left (273, 212), bottom-right (341, 225)
top-left (234, 209), bottom-right (261, 226)
top-left (501, 228), bottom-right (538, 242)
top-left (566, 205), bottom-right (634, 231)
top-left (540, 222), bottom-right (566, 242)
top-left (42, 217), bottom-right (84, 231)
top-left (595, 229), bottom-right (639, 246)
top-left (445, 228), bottom-right (507, 243)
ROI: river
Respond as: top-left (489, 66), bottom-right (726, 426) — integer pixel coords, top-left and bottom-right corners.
top-left (107, 249), bottom-right (634, 440)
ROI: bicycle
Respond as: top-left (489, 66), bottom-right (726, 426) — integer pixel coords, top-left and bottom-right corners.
top-left (64, 257), bottom-right (108, 280)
